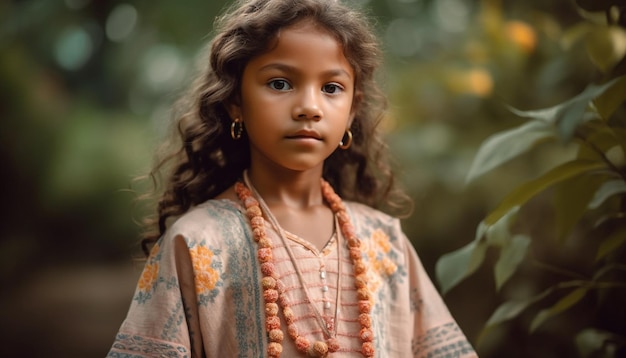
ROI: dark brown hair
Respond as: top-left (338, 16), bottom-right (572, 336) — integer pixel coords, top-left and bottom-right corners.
top-left (140, 0), bottom-right (410, 255)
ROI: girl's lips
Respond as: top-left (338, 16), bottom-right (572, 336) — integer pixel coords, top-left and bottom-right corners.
top-left (286, 129), bottom-right (322, 140)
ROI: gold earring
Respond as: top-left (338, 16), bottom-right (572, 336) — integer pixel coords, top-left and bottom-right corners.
top-left (230, 119), bottom-right (244, 140)
top-left (339, 129), bottom-right (352, 150)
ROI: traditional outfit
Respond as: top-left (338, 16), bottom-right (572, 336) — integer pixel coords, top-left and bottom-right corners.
top-left (107, 197), bottom-right (477, 357)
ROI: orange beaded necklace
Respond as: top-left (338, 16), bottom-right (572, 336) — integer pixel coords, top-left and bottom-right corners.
top-left (235, 172), bottom-right (375, 357)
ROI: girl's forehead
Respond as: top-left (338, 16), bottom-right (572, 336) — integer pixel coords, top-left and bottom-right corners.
top-left (248, 21), bottom-right (353, 76)
top-left (258, 19), bottom-right (352, 64)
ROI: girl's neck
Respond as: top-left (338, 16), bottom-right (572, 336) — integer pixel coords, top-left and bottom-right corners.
top-left (246, 167), bottom-right (325, 210)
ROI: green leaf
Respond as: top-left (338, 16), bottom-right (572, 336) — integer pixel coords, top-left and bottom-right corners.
top-left (593, 212), bottom-right (626, 230)
top-left (605, 145), bottom-right (626, 168)
top-left (483, 288), bottom-right (552, 329)
top-left (588, 179), bottom-right (626, 209)
top-left (485, 160), bottom-right (607, 225)
top-left (596, 225), bottom-right (626, 261)
top-left (578, 121), bottom-right (624, 158)
top-left (485, 206), bottom-right (520, 247)
top-left (557, 95), bottom-right (595, 142)
top-left (509, 78), bottom-right (624, 141)
top-left (556, 79), bottom-right (625, 141)
top-left (576, 328), bottom-right (623, 357)
top-left (530, 287), bottom-right (589, 332)
top-left (507, 106), bottom-right (561, 124)
top-left (485, 300), bottom-right (534, 328)
top-left (494, 235), bottom-right (531, 291)
top-left (466, 78), bottom-right (624, 184)
top-left (435, 235), bottom-right (489, 294)
top-left (585, 26), bottom-right (626, 73)
top-left (593, 76), bottom-right (626, 120)
top-left (465, 119), bottom-right (555, 183)
top-left (554, 174), bottom-right (607, 242)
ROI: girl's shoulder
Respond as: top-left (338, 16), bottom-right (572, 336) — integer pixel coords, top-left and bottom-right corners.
top-left (344, 201), bottom-right (406, 243)
top-left (175, 198), bottom-right (243, 224)
top-left (344, 200), bottom-right (400, 228)
top-left (164, 198), bottom-right (245, 245)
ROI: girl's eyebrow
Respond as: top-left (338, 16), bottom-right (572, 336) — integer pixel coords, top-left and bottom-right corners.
top-left (258, 63), bottom-right (353, 80)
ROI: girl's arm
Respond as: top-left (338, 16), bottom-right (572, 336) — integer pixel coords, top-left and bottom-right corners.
top-left (107, 234), bottom-right (204, 358)
top-left (402, 234), bottom-right (479, 358)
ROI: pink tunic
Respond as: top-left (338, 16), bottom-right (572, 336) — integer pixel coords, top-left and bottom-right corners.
top-left (108, 199), bottom-right (478, 357)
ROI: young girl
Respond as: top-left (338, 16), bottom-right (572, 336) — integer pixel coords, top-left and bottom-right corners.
top-left (108, 0), bottom-right (478, 357)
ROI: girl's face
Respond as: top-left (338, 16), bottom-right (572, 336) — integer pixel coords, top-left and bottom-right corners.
top-left (229, 20), bottom-right (355, 175)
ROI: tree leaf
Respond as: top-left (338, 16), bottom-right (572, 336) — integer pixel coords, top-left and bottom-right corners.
top-left (508, 78), bottom-right (624, 141)
top-left (508, 78), bottom-right (621, 124)
top-left (585, 26), bottom-right (626, 73)
top-left (483, 287), bottom-right (552, 329)
top-left (593, 212), bottom-right (626, 230)
top-left (507, 105), bottom-right (561, 123)
top-left (530, 287), bottom-right (589, 332)
top-left (485, 299), bottom-right (534, 328)
top-left (465, 119), bottom-right (555, 183)
top-left (466, 78), bottom-right (624, 184)
top-left (556, 78), bottom-right (625, 141)
top-left (588, 179), bottom-right (626, 209)
top-left (576, 328), bottom-right (623, 357)
top-left (554, 173), bottom-right (607, 242)
top-left (593, 75), bottom-right (626, 120)
top-left (596, 225), bottom-right (626, 261)
top-left (485, 160), bottom-right (607, 225)
top-left (557, 94), bottom-right (595, 142)
top-left (494, 235), bottom-right (531, 291)
top-left (485, 206), bottom-right (520, 247)
top-left (435, 236), bottom-right (489, 295)
top-left (577, 120), bottom-right (624, 159)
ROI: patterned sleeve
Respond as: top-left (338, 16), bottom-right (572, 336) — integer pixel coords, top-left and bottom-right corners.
top-left (107, 232), bottom-right (205, 358)
top-left (403, 233), bottom-right (479, 358)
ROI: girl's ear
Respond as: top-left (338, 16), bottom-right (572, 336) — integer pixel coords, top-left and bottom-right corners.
top-left (348, 98), bottom-right (360, 128)
top-left (227, 102), bottom-right (242, 121)
top-left (349, 90), bottom-right (362, 127)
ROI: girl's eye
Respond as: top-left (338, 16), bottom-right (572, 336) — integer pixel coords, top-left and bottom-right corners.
top-left (323, 83), bottom-right (343, 94)
top-left (268, 79), bottom-right (292, 91)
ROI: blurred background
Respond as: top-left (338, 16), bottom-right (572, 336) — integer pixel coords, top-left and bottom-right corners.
top-left (1, 0), bottom-right (624, 357)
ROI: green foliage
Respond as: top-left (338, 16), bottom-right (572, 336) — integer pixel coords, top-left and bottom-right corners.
top-left (437, 2), bottom-right (626, 357)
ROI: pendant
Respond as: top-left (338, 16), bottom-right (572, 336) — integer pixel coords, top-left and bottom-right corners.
top-left (324, 317), bottom-right (335, 333)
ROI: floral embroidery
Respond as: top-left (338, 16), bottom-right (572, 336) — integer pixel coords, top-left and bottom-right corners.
top-left (369, 230), bottom-right (398, 274)
top-left (134, 243), bottom-right (161, 304)
top-left (361, 229), bottom-right (400, 296)
top-left (373, 229), bottom-right (392, 254)
top-left (138, 262), bottom-right (159, 291)
top-left (189, 244), bottom-right (222, 305)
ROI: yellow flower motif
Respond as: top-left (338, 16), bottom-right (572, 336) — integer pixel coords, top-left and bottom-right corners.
top-left (381, 257), bottom-right (398, 276)
top-left (138, 262), bottom-right (159, 292)
top-left (137, 243), bottom-right (160, 292)
top-left (362, 229), bottom-right (399, 299)
top-left (190, 245), bottom-right (219, 294)
top-left (372, 229), bottom-right (391, 253)
top-left (367, 230), bottom-right (397, 276)
top-left (366, 266), bottom-right (383, 295)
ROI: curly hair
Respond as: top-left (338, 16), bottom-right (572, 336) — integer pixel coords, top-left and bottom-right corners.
top-left (140, 0), bottom-right (411, 255)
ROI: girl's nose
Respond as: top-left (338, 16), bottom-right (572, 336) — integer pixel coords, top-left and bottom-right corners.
top-left (293, 87), bottom-right (323, 121)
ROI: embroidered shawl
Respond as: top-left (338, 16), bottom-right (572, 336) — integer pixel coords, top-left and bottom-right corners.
top-left (107, 199), bottom-right (478, 357)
